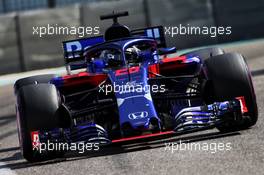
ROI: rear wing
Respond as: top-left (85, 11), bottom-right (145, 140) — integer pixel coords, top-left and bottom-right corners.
top-left (62, 26), bottom-right (166, 73)
top-left (131, 26), bottom-right (166, 48)
top-left (62, 36), bottom-right (104, 73)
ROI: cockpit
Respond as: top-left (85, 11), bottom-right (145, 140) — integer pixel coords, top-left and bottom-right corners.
top-left (84, 38), bottom-right (158, 73)
top-left (124, 40), bottom-right (157, 65)
top-left (85, 47), bottom-right (123, 72)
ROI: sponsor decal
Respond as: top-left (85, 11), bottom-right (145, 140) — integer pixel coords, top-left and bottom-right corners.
top-left (31, 131), bottom-right (40, 150)
top-left (128, 111), bottom-right (148, 120)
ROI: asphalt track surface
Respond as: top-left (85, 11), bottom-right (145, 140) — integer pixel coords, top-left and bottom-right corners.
top-left (0, 39), bottom-right (264, 175)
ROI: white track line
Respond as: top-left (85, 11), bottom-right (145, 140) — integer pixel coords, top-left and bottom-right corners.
top-left (0, 162), bottom-right (17, 175)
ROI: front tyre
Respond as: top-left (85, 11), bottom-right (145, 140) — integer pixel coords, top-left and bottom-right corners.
top-left (16, 84), bottom-right (61, 161)
top-left (204, 53), bottom-right (258, 130)
top-left (14, 74), bottom-right (55, 94)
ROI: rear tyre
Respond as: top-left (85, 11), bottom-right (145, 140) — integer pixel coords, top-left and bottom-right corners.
top-left (16, 84), bottom-right (61, 161)
top-left (204, 53), bottom-right (258, 131)
top-left (182, 47), bottom-right (224, 62)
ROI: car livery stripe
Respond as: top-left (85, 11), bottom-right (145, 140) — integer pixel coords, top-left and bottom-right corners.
top-left (162, 55), bottom-right (187, 63)
top-left (148, 64), bottom-right (160, 78)
top-left (112, 131), bottom-right (174, 143)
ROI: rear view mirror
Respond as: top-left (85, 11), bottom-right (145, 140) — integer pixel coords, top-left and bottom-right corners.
top-left (157, 47), bottom-right (177, 55)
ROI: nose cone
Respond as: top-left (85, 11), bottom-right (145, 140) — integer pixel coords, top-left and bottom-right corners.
top-left (108, 66), bottom-right (160, 133)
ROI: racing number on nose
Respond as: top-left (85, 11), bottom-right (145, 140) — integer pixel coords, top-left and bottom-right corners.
top-left (115, 66), bottom-right (140, 76)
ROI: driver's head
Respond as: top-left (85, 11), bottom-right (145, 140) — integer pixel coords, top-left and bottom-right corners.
top-left (125, 46), bottom-right (141, 63)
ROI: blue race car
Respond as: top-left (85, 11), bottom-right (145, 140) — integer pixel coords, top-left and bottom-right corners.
top-left (14, 11), bottom-right (258, 162)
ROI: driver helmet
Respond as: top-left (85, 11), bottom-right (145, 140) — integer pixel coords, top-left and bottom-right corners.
top-left (125, 46), bottom-right (141, 63)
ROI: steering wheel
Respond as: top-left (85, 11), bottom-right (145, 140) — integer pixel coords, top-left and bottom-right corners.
top-left (107, 59), bottom-right (123, 67)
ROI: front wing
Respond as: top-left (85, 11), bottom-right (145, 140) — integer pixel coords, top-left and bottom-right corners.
top-left (30, 97), bottom-right (247, 152)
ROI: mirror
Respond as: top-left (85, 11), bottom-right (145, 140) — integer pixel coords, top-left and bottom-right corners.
top-left (93, 59), bottom-right (106, 68)
top-left (157, 47), bottom-right (176, 55)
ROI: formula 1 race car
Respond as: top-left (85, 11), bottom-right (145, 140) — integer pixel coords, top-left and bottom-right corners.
top-left (14, 11), bottom-right (258, 162)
